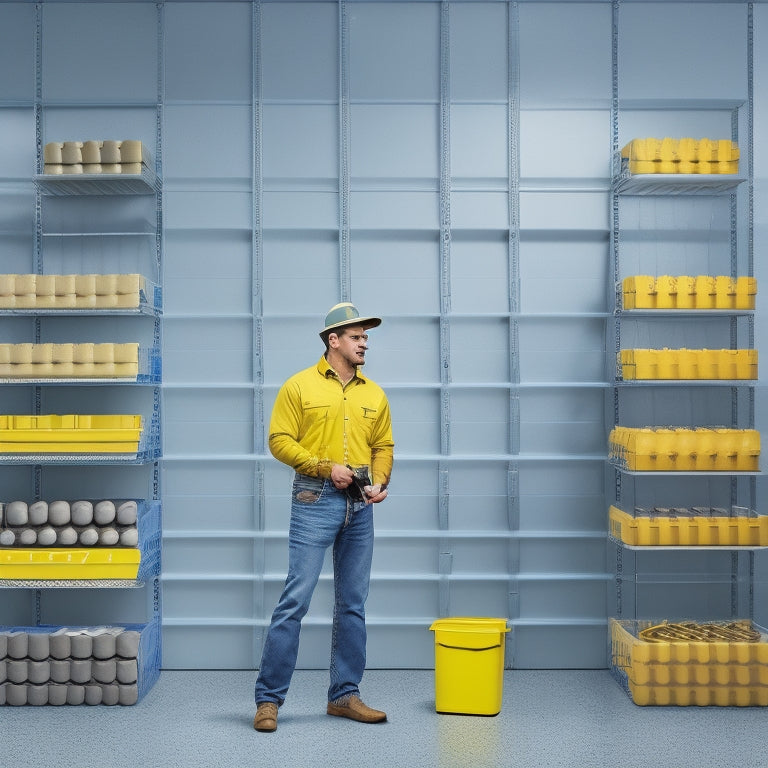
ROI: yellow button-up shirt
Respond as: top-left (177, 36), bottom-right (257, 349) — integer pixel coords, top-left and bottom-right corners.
top-left (268, 356), bottom-right (394, 487)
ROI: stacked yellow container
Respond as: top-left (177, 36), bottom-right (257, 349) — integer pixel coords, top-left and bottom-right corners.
top-left (619, 349), bottom-right (757, 380)
top-left (43, 140), bottom-right (152, 175)
top-left (608, 426), bottom-right (760, 471)
top-left (611, 619), bottom-right (768, 706)
top-left (622, 275), bottom-right (756, 310)
top-left (0, 274), bottom-right (146, 310)
top-left (620, 137), bottom-right (740, 174)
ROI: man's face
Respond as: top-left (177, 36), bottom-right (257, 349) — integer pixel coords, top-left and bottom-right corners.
top-left (332, 325), bottom-right (369, 367)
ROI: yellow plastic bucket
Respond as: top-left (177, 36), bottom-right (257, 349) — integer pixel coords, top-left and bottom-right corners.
top-left (429, 617), bottom-right (510, 715)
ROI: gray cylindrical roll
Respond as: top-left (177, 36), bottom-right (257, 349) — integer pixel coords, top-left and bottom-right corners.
top-left (100, 682), bottom-right (120, 706)
top-left (18, 527), bottom-right (37, 546)
top-left (94, 500), bottom-right (116, 525)
top-left (116, 658), bottom-right (138, 684)
top-left (69, 659), bottom-right (92, 684)
top-left (48, 500), bottom-right (71, 526)
top-left (69, 633), bottom-right (92, 660)
top-left (70, 500), bottom-right (93, 526)
top-left (5, 500), bottom-right (28, 526)
top-left (27, 632), bottom-right (50, 661)
top-left (98, 527), bottom-right (119, 546)
top-left (0, 659), bottom-right (6, 683)
top-left (84, 684), bottom-right (102, 705)
top-left (28, 500), bottom-right (48, 525)
top-left (0, 528), bottom-right (15, 546)
top-left (118, 683), bottom-right (139, 706)
top-left (115, 630), bottom-right (140, 659)
top-left (5, 683), bottom-right (27, 706)
top-left (27, 660), bottom-right (50, 685)
top-left (7, 631), bottom-right (28, 659)
top-left (0, 681), bottom-right (5, 705)
top-left (27, 683), bottom-right (49, 706)
top-left (7, 660), bottom-right (27, 684)
top-left (92, 631), bottom-right (116, 660)
top-left (66, 683), bottom-right (86, 706)
top-left (37, 526), bottom-right (57, 546)
top-left (92, 658), bottom-right (116, 684)
top-left (116, 500), bottom-right (138, 526)
top-left (57, 526), bottom-right (78, 547)
top-left (78, 526), bottom-right (99, 547)
top-left (119, 527), bottom-right (139, 547)
top-left (49, 659), bottom-right (71, 683)
top-left (48, 631), bottom-right (71, 660)
top-left (0, 632), bottom-right (8, 658)
top-left (48, 683), bottom-right (68, 706)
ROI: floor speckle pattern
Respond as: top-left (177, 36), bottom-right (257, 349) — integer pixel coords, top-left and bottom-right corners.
top-left (4, 669), bottom-right (768, 768)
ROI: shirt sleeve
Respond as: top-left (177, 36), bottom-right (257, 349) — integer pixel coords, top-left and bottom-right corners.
top-left (369, 395), bottom-right (394, 488)
top-left (267, 378), bottom-right (333, 478)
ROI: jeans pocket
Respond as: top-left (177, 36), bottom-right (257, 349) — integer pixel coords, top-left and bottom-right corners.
top-left (292, 474), bottom-right (325, 505)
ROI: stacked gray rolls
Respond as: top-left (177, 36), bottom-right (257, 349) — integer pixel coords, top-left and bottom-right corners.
top-left (0, 499), bottom-right (139, 548)
top-left (0, 626), bottom-right (142, 706)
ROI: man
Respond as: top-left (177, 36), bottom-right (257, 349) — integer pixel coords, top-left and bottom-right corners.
top-left (254, 302), bottom-right (394, 732)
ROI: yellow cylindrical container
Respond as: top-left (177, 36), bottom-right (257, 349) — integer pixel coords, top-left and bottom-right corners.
top-left (429, 618), bottom-right (510, 716)
top-left (694, 275), bottom-right (716, 309)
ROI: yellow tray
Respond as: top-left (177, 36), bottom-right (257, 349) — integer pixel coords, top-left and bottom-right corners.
top-left (0, 548), bottom-right (140, 580)
top-left (622, 275), bottom-right (756, 310)
top-left (611, 619), bottom-right (768, 706)
top-left (619, 349), bottom-right (757, 380)
top-left (609, 427), bottom-right (760, 471)
top-left (609, 505), bottom-right (768, 547)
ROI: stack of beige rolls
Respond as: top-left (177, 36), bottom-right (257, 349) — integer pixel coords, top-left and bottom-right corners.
top-left (0, 343), bottom-right (140, 379)
top-left (0, 274), bottom-right (145, 309)
top-left (43, 140), bottom-right (152, 175)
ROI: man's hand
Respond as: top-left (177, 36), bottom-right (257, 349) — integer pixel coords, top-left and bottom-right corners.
top-left (331, 464), bottom-right (354, 489)
top-left (363, 484), bottom-right (388, 504)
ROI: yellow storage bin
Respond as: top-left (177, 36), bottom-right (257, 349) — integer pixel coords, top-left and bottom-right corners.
top-left (609, 505), bottom-right (768, 547)
top-left (0, 548), bottom-right (140, 580)
top-left (610, 619), bottom-right (768, 706)
top-left (429, 617), bottom-right (510, 716)
top-left (621, 275), bottom-right (756, 311)
top-left (619, 349), bottom-right (757, 381)
top-left (609, 427), bottom-right (760, 472)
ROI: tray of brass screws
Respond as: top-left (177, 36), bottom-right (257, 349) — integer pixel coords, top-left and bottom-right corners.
top-left (639, 620), bottom-right (761, 644)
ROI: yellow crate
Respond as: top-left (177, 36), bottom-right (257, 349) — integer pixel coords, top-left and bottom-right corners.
top-left (429, 617), bottom-right (510, 715)
top-left (619, 349), bottom-right (757, 381)
top-left (0, 548), bottom-right (140, 580)
top-left (609, 506), bottom-right (768, 547)
top-left (608, 427), bottom-right (760, 471)
top-left (610, 619), bottom-right (768, 706)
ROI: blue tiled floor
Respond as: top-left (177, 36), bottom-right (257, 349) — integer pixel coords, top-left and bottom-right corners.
top-left (4, 669), bottom-right (767, 768)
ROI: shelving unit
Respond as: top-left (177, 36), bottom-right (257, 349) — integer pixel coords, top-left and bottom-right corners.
top-left (0, 3), bottom-right (163, 705)
top-left (607, 2), bottom-right (765, 704)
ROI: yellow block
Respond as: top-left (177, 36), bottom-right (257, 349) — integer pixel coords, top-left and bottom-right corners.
top-left (0, 548), bottom-right (140, 580)
top-left (429, 617), bottom-right (510, 715)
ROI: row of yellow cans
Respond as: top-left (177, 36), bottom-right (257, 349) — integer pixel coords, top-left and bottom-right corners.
top-left (609, 505), bottom-right (768, 547)
top-left (624, 158), bottom-right (739, 174)
top-left (622, 275), bottom-right (757, 310)
top-left (608, 427), bottom-right (760, 471)
top-left (0, 344), bottom-right (139, 365)
top-left (621, 137), bottom-right (739, 162)
top-left (618, 348), bottom-right (757, 380)
top-left (611, 619), bottom-right (768, 666)
top-left (0, 274), bottom-right (145, 310)
top-left (627, 662), bottom-right (768, 688)
top-left (626, 681), bottom-right (768, 707)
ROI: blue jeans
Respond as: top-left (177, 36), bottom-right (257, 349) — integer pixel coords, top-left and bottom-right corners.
top-left (254, 474), bottom-right (374, 705)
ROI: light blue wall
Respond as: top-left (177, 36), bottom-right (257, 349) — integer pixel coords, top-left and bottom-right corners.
top-left (0, 0), bottom-right (765, 671)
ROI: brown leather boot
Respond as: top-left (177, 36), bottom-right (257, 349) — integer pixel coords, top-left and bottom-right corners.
top-left (327, 695), bottom-right (387, 723)
top-left (254, 701), bottom-right (278, 732)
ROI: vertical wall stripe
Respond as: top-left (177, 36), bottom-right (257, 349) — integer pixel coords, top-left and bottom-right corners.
top-left (338, 0), bottom-right (351, 302)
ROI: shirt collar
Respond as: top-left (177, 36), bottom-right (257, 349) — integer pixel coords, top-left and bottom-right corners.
top-left (317, 355), bottom-right (367, 384)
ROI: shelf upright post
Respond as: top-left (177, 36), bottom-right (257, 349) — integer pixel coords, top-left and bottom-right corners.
top-left (437, 0), bottom-right (452, 618)
top-left (506, 2), bottom-right (521, 657)
top-left (252, 0), bottom-right (267, 663)
top-left (338, 0), bottom-right (351, 303)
